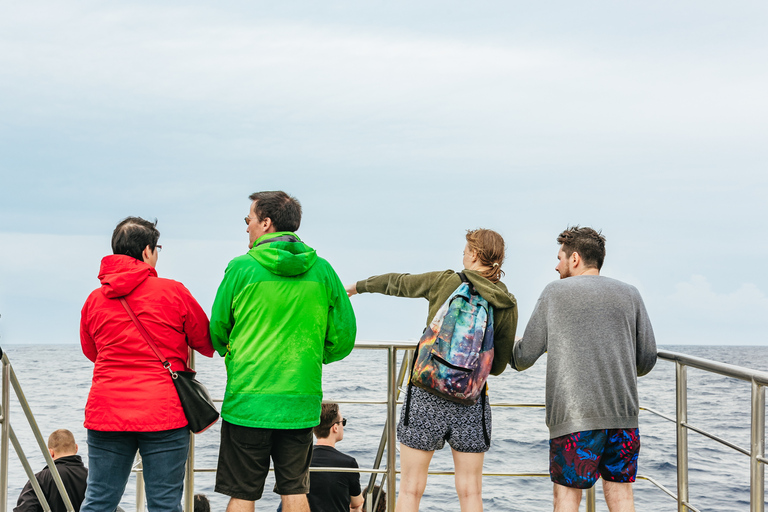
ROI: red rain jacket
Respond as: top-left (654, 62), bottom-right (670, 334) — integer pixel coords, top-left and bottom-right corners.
top-left (80, 255), bottom-right (214, 431)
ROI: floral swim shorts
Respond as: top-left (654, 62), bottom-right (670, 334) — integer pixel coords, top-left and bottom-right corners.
top-left (549, 428), bottom-right (640, 489)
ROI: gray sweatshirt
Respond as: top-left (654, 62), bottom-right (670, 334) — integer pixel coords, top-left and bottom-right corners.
top-left (513, 275), bottom-right (657, 438)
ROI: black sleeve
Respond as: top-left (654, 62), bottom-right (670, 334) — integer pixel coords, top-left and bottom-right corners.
top-left (348, 457), bottom-right (362, 497)
top-left (14, 478), bottom-right (43, 512)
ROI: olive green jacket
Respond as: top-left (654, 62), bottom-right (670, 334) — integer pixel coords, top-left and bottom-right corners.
top-left (356, 269), bottom-right (517, 375)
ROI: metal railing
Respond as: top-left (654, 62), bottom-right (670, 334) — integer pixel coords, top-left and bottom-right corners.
top-left (4, 341), bottom-right (767, 512)
top-left (656, 349), bottom-right (768, 512)
top-left (0, 347), bottom-right (77, 512)
top-left (160, 342), bottom-right (768, 512)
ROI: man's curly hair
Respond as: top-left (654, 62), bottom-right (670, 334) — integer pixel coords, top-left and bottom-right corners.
top-left (557, 226), bottom-right (606, 270)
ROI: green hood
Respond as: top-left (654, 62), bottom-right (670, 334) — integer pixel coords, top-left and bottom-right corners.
top-left (463, 270), bottom-right (516, 309)
top-left (249, 232), bottom-right (318, 277)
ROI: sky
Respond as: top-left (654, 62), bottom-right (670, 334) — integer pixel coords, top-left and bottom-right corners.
top-left (1, 0), bottom-right (767, 347)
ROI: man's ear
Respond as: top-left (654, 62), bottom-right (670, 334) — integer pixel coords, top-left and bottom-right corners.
top-left (142, 245), bottom-right (153, 263)
top-left (571, 251), bottom-right (582, 267)
top-left (48, 448), bottom-right (55, 459)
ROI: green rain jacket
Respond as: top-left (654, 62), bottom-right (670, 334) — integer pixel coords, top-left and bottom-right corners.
top-left (210, 232), bottom-right (356, 429)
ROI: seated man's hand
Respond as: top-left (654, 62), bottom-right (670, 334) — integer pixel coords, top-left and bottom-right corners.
top-left (350, 492), bottom-right (364, 512)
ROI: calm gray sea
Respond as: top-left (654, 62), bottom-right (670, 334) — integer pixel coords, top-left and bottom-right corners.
top-left (2, 344), bottom-right (766, 511)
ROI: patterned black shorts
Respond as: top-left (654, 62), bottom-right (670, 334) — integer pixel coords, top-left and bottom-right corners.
top-left (397, 386), bottom-right (492, 453)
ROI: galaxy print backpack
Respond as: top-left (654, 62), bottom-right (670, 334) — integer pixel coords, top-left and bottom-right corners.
top-left (406, 272), bottom-right (495, 408)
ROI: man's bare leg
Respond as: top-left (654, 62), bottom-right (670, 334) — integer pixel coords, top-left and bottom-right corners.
top-left (226, 498), bottom-right (255, 512)
top-left (282, 494), bottom-right (310, 512)
top-left (553, 483), bottom-right (582, 512)
top-left (602, 481), bottom-right (635, 512)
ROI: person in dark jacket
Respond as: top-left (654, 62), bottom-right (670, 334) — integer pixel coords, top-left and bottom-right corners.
top-left (15, 429), bottom-right (88, 512)
top-left (79, 217), bottom-right (214, 512)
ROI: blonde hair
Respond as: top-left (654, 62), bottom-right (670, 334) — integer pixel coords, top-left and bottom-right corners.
top-left (465, 228), bottom-right (505, 283)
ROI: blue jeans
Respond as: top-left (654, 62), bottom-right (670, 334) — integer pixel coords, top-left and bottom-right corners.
top-left (80, 428), bottom-right (190, 512)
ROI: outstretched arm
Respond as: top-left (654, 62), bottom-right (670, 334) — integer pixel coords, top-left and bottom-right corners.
top-left (354, 271), bottom-right (445, 300)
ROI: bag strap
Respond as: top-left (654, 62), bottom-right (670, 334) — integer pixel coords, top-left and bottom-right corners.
top-left (118, 297), bottom-right (176, 378)
top-left (480, 382), bottom-right (490, 446)
top-left (458, 272), bottom-right (492, 320)
top-left (458, 271), bottom-right (477, 295)
top-left (402, 347), bottom-right (418, 426)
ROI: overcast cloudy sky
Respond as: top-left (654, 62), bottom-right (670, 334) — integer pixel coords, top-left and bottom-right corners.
top-left (1, 0), bottom-right (766, 347)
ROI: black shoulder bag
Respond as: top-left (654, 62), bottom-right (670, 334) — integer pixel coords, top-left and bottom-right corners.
top-left (119, 297), bottom-right (219, 434)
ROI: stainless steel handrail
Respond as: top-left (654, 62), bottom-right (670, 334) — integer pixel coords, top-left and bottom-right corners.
top-left (658, 349), bottom-right (768, 512)
top-left (0, 350), bottom-right (77, 512)
top-left (4, 341), bottom-right (762, 511)
top-left (176, 341), bottom-right (598, 512)
top-left (1, 348), bottom-right (9, 511)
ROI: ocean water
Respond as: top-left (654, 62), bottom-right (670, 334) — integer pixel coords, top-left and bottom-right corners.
top-left (1, 343), bottom-right (767, 511)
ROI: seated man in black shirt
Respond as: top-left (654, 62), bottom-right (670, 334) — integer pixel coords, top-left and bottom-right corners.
top-left (15, 429), bottom-right (88, 512)
top-left (308, 403), bottom-right (363, 512)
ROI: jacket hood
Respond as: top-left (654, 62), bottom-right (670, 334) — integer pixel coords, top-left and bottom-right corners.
top-left (98, 255), bottom-right (157, 298)
top-left (463, 269), bottom-right (517, 309)
top-left (249, 232), bottom-right (318, 277)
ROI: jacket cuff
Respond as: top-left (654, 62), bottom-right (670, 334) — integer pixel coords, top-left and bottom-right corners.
top-left (356, 280), bottom-right (369, 293)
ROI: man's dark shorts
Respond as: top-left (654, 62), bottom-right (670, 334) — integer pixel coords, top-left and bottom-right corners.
top-left (549, 428), bottom-right (640, 489)
top-left (215, 420), bottom-right (313, 500)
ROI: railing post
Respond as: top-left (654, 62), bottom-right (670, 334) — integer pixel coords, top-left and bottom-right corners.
top-left (585, 485), bottom-right (596, 511)
top-left (1, 355), bottom-right (10, 512)
top-left (676, 362), bottom-right (689, 512)
top-left (386, 346), bottom-right (397, 512)
top-left (135, 457), bottom-right (145, 512)
top-left (9, 425), bottom-right (53, 512)
top-left (183, 350), bottom-right (195, 512)
top-left (750, 380), bottom-right (765, 512)
top-left (184, 433), bottom-right (194, 512)
top-left (366, 350), bottom-right (410, 499)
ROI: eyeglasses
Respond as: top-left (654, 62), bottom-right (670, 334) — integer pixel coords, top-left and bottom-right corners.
top-left (244, 216), bottom-right (253, 226)
top-left (156, 245), bottom-right (162, 252)
top-left (334, 418), bottom-right (347, 427)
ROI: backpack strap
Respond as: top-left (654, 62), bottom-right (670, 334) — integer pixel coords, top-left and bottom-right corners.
top-left (480, 382), bottom-right (490, 447)
top-left (458, 271), bottom-right (477, 295)
top-left (402, 347), bottom-right (419, 426)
